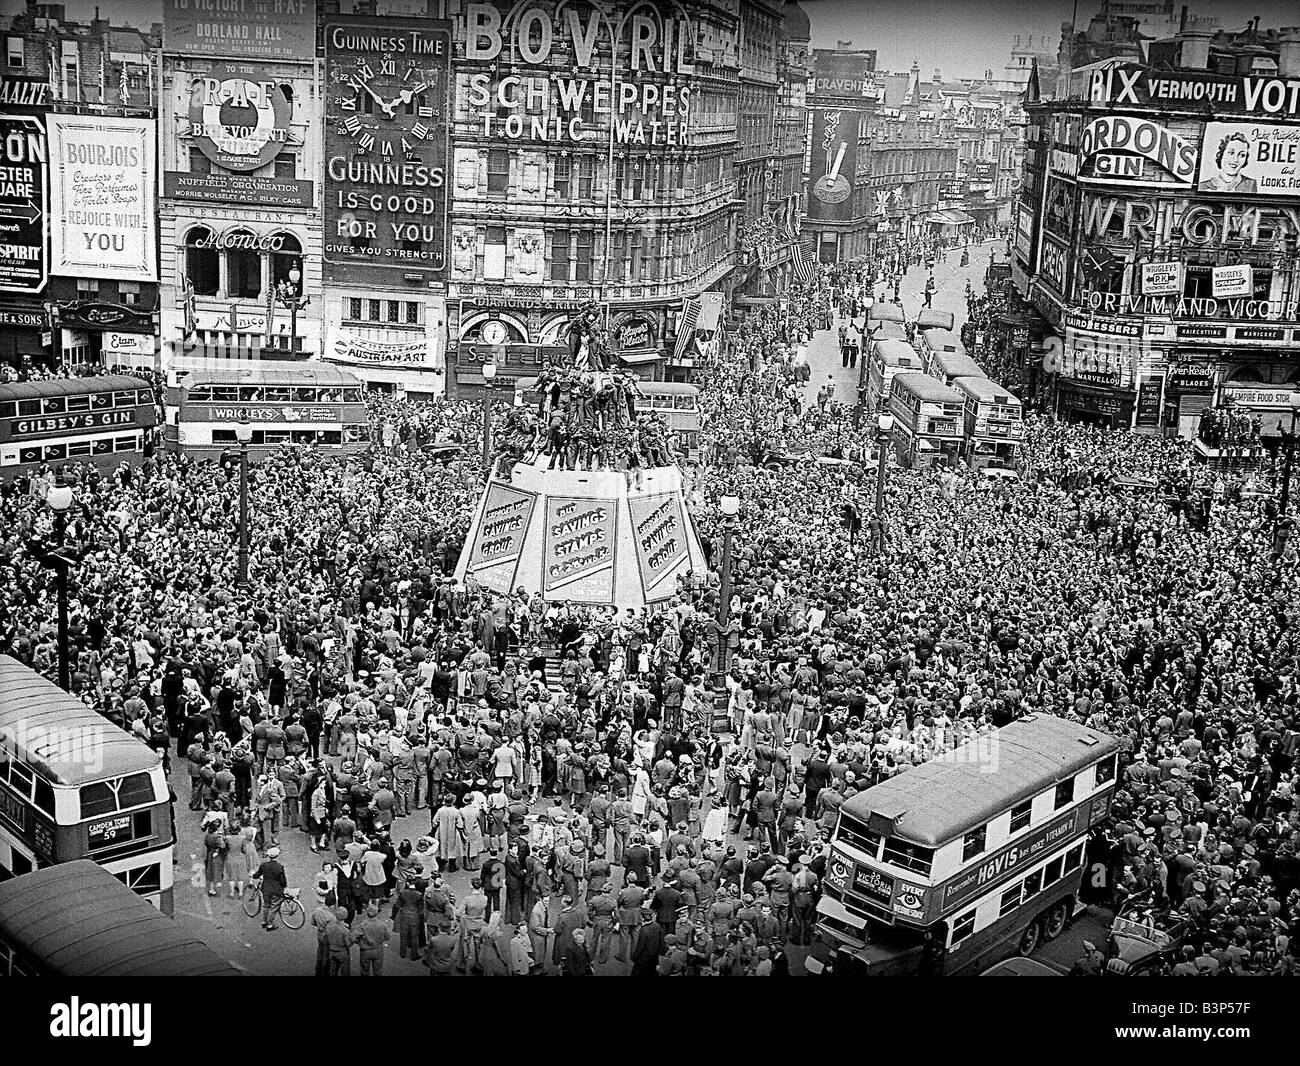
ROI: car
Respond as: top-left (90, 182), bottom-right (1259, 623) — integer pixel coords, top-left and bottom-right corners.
top-left (1102, 902), bottom-right (1190, 976)
top-left (421, 441), bottom-right (468, 465)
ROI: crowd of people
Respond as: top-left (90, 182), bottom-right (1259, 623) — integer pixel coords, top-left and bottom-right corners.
top-left (2, 245), bottom-right (1298, 978)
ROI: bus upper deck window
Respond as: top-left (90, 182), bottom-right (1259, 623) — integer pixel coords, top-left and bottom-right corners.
top-left (42, 396), bottom-right (66, 414)
top-left (65, 394), bottom-right (90, 412)
top-left (17, 398), bottom-right (39, 416)
top-left (90, 391), bottom-right (111, 409)
top-left (343, 389), bottom-right (362, 403)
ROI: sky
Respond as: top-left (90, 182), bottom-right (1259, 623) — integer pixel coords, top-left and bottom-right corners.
top-left (4, 0), bottom-right (1298, 81)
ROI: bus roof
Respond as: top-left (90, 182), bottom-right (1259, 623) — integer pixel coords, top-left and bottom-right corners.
top-left (178, 365), bottom-right (361, 388)
top-left (632, 381), bottom-right (700, 395)
top-left (871, 320), bottom-right (909, 341)
top-left (0, 375), bottom-right (151, 402)
top-left (841, 716), bottom-right (1120, 848)
top-left (0, 861), bottom-right (238, 976)
top-left (921, 328), bottom-right (964, 354)
top-left (891, 372), bottom-right (965, 404)
top-left (930, 351), bottom-right (987, 380)
top-left (0, 656), bottom-right (163, 785)
top-left (868, 302), bottom-right (907, 324)
top-left (952, 375), bottom-right (1021, 405)
top-left (874, 339), bottom-right (918, 362)
top-left (914, 308), bottom-right (955, 331)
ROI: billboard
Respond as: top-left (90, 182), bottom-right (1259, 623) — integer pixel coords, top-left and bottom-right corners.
top-left (1087, 64), bottom-right (1300, 120)
top-left (323, 17), bottom-right (452, 281)
top-left (1140, 262), bottom-right (1183, 296)
top-left (164, 171), bottom-right (313, 209)
top-left (1197, 121), bottom-right (1300, 197)
top-left (627, 492), bottom-right (689, 601)
top-left (183, 63), bottom-right (294, 173)
top-left (163, 0), bottom-right (316, 63)
top-left (542, 495), bottom-right (617, 602)
top-left (464, 482), bottom-right (537, 592)
top-left (48, 115), bottom-right (156, 283)
top-left (1078, 115), bottom-right (1198, 187)
top-left (0, 113), bottom-right (46, 293)
top-left (808, 108), bottom-right (858, 222)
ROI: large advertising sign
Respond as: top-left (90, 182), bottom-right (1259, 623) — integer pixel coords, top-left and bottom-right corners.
top-left (184, 63), bottom-right (293, 173)
top-left (808, 108), bottom-right (858, 222)
top-left (1078, 115), bottom-right (1198, 187)
top-left (1140, 262), bottom-right (1183, 296)
top-left (1087, 64), bottom-right (1300, 119)
top-left (542, 495), bottom-right (617, 602)
top-left (627, 492), bottom-right (689, 601)
top-left (48, 115), bottom-right (156, 283)
top-left (164, 170), bottom-right (313, 209)
top-left (1197, 121), bottom-right (1300, 197)
top-left (0, 113), bottom-right (46, 294)
top-left (163, 0), bottom-right (316, 63)
top-left (465, 482), bottom-right (537, 591)
top-left (323, 17), bottom-right (451, 280)
top-left (461, 2), bottom-right (695, 146)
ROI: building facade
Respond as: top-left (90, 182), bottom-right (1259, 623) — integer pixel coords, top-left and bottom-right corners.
top-left (1016, 33), bottom-right (1300, 436)
top-left (1, 2), bottom-right (160, 373)
top-left (158, 1), bottom-right (322, 374)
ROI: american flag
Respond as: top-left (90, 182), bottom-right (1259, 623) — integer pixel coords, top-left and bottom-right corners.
top-left (674, 297), bottom-right (701, 361)
top-left (794, 243), bottom-right (818, 283)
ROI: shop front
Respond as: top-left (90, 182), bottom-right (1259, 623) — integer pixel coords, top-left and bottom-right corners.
top-left (0, 307), bottom-right (52, 374)
top-left (1055, 379), bottom-right (1135, 429)
top-left (53, 301), bottom-right (158, 373)
top-left (1164, 364), bottom-right (1217, 438)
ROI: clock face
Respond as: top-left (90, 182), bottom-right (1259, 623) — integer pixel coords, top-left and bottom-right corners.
top-left (332, 51), bottom-right (440, 160)
top-left (481, 320), bottom-right (508, 346)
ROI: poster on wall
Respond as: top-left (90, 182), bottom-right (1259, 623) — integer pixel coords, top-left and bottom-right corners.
top-left (1212, 263), bottom-right (1253, 298)
top-left (627, 492), bottom-right (689, 601)
top-left (1197, 121), bottom-right (1300, 196)
top-left (465, 483), bottom-right (537, 592)
top-left (323, 17), bottom-right (452, 281)
top-left (542, 495), bottom-right (617, 602)
top-left (1078, 115), bottom-right (1198, 187)
top-left (48, 115), bottom-right (156, 283)
top-left (0, 113), bottom-right (46, 293)
top-left (184, 63), bottom-right (293, 174)
top-left (808, 108), bottom-right (859, 222)
top-left (163, 0), bottom-right (317, 63)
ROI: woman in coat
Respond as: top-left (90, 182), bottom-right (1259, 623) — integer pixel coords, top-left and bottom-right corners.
top-left (432, 794), bottom-right (464, 872)
top-left (461, 795), bottom-right (484, 871)
top-left (228, 824), bottom-right (259, 898)
top-left (203, 824), bottom-right (227, 896)
top-left (479, 912), bottom-right (512, 976)
top-left (510, 922), bottom-right (534, 975)
top-left (527, 896), bottom-right (553, 972)
top-left (631, 764), bottom-right (652, 821)
top-left (504, 844), bottom-right (529, 925)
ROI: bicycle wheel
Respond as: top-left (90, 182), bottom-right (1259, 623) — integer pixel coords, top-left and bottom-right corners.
top-left (241, 884), bottom-right (262, 918)
top-left (279, 898), bottom-right (306, 930)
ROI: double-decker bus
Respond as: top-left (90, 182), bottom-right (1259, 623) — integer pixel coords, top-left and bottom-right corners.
top-left (952, 375), bottom-right (1023, 472)
top-left (864, 339), bottom-right (924, 413)
top-left (0, 375), bottom-right (156, 481)
top-left (917, 327), bottom-right (967, 370)
top-left (926, 349), bottom-right (988, 387)
top-left (889, 372), bottom-right (966, 469)
top-left (0, 860), bottom-right (236, 976)
top-left (0, 657), bottom-right (175, 913)
top-left (809, 715), bottom-right (1119, 976)
top-left (164, 365), bottom-right (369, 457)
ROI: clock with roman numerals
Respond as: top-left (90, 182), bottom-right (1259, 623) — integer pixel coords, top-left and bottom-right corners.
top-left (332, 50), bottom-right (440, 160)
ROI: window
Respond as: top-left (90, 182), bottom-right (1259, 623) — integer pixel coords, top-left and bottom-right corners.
top-left (484, 226), bottom-right (507, 280)
top-left (881, 838), bottom-right (933, 876)
top-left (1094, 754), bottom-right (1116, 786)
top-left (66, 394), bottom-right (90, 413)
top-left (553, 156), bottom-right (570, 199)
top-left (1021, 868), bottom-right (1043, 900)
top-left (951, 910), bottom-right (976, 945)
top-left (43, 396), bottom-right (66, 414)
top-left (79, 772), bottom-right (155, 819)
top-left (273, 153), bottom-right (297, 180)
top-left (1042, 856), bottom-right (1065, 887)
top-left (405, 302), bottom-right (419, 325)
top-left (6, 36), bottom-right (22, 69)
top-left (349, 298), bottom-right (362, 321)
top-left (576, 155), bottom-right (595, 199)
top-left (369, 299), bottom-right (381, 321)
top-left (77, 276), bottom-right (97, 294)
top-left (120, 281), bottom-right (141, 306)
top-left (189, 151), bottom-right (211, 175)
top-left (387, 301), bottom-right (400, 323)
top-left (185, 227), bottom-right (219, 296)
top-left (1064, 843), bottom-right (1085, 873)
top-left (1054, 777), bottom-right (1075, 810)
top-left (834, 813), bottom-right (882, 857)
top-left (487, 148), bottom-right (510, 194)
top-left (962, 825), bottom-right (987, 861)
top-left (1010, 799), bottom-right (1032, 833)
top-left (227, 232), bottom-right (262, 298)
top-left (574, 230), bottom-right (593, 283)
top-left (550, 229), bottom-right (570, 282)
top-left (270, 234), bottom-right (302, 291)
top-left (999, 884), bottom-right (1021, 918)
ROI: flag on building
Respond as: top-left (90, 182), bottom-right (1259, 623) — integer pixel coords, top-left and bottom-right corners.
top-left (181, 278), bottom-right (196, 338)
top-left (794, 243), bottom-right (818, 283)
top-left (674, 297), bottom-right (701, 361)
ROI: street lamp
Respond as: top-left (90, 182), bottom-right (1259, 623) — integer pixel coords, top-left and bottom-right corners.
top-left (45, 478), bottom-right (74, 692)
top-left (275, 263), bottom-right (309, 355)
top-left (234, 419), bottom-right (253, 588)
top-left (874, 412), bottom-right (895, 553)
top-left (481, 358), bottom-right (498, 477)
top-left (711, 494), bottom-right (741, 733)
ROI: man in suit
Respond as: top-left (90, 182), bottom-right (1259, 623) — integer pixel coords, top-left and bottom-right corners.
top-left (630, 906), bottom-right (664, 975)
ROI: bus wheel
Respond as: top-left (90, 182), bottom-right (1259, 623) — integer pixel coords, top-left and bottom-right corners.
top-left (1017, 919), bottom-right (1041, 956)
top-left (1043, 902), bottom-right (1069, 940)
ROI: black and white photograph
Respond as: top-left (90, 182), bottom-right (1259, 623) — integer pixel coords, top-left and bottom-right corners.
top-left (0, 0), bottom-right (1297, 1039)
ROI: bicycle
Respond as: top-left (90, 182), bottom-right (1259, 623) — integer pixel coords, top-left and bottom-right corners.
top-left (242, 880), bottom-right (306, 929)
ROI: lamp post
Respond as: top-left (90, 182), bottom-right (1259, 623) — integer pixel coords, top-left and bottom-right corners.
top-left (235, 419), bottom-right (252, 588)
top-left (45, 478), bottom-right (74, 692)
top-left (275, 264), bottom-right (309, 355)
top-left (874, 411), bottom-right (894, 553)
top-left (711, 494), bottom-right (740, 732)
top-left (481, 359), bottom-right (498, 477)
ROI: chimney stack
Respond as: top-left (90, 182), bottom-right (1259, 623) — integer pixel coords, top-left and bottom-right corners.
top-left (1177, 28), bottom-right (1215, 70)
top-left (1279, 28), bottom-right (1300, 77)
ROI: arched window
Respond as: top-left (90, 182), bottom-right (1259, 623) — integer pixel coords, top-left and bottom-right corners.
top-left (184, 226), bottom-right (218, 296)
top-left (226, 229), bottom-right (261, 298)
top-left (270, 233), bottom-right (302, 292)
top-left (1226, 365), bottom-right (1264, 383)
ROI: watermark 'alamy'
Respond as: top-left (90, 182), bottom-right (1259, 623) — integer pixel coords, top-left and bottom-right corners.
top-left (0, 718), bottom-right (104, 774)
top-left (49, 998), bottom-right (151, 1047)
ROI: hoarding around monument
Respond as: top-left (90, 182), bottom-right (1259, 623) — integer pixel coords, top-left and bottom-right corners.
top-left (627, 492), bottom-right (689, 601)
top-left (542, 495), bottom-right (617, 603)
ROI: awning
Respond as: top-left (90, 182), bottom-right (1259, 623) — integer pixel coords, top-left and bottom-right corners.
top-left (618, 350), bottom-right (664, 366)
top-left (927, 209), bottom-right (976, 226)
top-left (732, 295), bottom-right (776, 306)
